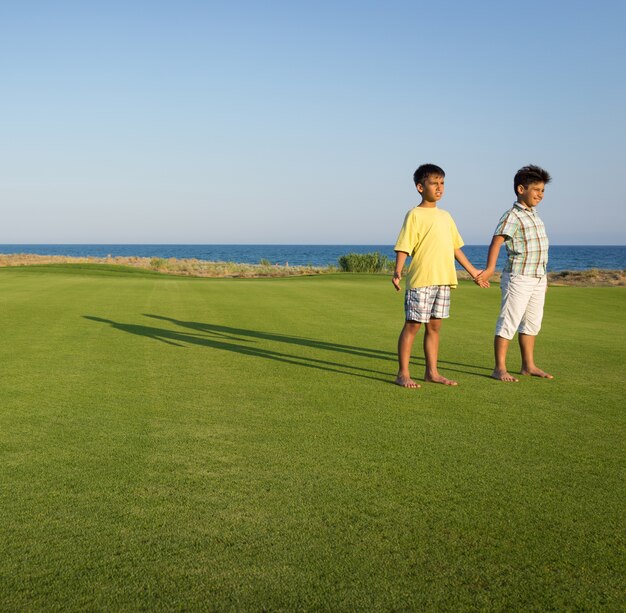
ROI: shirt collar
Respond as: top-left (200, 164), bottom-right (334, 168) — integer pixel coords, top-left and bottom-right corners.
top-left (513, 201), bottom-right (535, 214)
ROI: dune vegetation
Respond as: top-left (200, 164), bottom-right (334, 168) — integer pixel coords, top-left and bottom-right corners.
top-left (0, 252), bottom-right (624, 285)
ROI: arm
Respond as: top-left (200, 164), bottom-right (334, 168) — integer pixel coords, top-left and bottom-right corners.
top-left (479, 235), bottom-right (506, 282)
top-left (392, 251), bottom-right (408, 291)
top-left (454, 248), bottom-right (489, 287)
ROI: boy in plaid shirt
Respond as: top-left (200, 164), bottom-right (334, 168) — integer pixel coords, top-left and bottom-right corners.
top-left (477, 165), bottom-right (553, 382)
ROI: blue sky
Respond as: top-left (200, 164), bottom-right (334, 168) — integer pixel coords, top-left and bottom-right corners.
top-left (2, 0), bottom-right (625, 244)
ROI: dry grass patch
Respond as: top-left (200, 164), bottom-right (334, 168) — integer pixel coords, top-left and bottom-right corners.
top-left (457, 269), bottom-right (625, 287)
top-left (0, 253), bottom-right (331, 278)
top-left (547, 268), bottom-right (625, 286)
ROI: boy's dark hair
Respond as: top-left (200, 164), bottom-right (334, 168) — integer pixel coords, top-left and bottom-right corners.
top-left (413, 163), bottom-right (445, 187)
top-left (514, 164), bottom-right (551, 194)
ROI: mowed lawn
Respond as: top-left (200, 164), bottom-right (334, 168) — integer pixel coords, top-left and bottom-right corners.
top-left (0, 266), bottom-right (624, 611)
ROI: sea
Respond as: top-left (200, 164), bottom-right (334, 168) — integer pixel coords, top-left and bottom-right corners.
top-left (0, 244), bottom-right (624, 271)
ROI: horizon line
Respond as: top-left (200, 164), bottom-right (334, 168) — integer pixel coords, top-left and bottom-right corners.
top-left (0, 242), bottom-right (624, 248)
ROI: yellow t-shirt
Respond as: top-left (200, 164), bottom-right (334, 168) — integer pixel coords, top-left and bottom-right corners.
top-left (394, 206), bottom-right (464, 289)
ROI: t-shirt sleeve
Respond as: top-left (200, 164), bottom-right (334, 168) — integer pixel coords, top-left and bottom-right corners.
top-left (494, 210), bottom-right (518, 238)
top-left (449, 216), bottom-right (464, 249)
top-left (394, 210), bottom-right (416, 254)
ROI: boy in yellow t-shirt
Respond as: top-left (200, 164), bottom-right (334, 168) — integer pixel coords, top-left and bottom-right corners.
top-left (392, 164), bottom-right (488, 388)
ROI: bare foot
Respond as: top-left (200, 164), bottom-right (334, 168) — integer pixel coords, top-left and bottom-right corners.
top-left (425, 374), bottom-right (458, 386)
top-left (395, 375), bottom-right (421, 388)
top-left (521, 367), bottom-right (554, 379)
top-left (491, 369), bottom-right (519, 382)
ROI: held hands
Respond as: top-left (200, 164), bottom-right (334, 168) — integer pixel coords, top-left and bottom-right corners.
top-left (472, 269), bottom-right (490, 288)
top-left (394, 269), bottom-right (490, 289)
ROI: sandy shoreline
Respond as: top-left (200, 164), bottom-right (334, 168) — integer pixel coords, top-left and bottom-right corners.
top-left (0, 253), bottom-right (623, 285)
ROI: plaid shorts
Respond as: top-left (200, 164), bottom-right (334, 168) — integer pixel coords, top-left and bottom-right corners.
top-left (405, 285), bottom-right (451, 322)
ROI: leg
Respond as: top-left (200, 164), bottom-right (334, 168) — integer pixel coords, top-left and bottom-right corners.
top-left (519, 333), bottom-right (553, 378)
top-left (518, 276), bottom-right (552, 378)
top-left (395, 321), bottom-right (421, 388)
top-left (423, 318), bottom-right (457, 385)
top-left (492, 273), bottom-right (531, 382)
top-left (492, 335), bottom-right (519, 382)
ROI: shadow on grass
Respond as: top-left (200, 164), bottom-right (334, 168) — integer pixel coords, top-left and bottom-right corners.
top-left (83, 314), bottom-right (491, 382)
top-left (143, 314), bottom-right (493, 377)
top-left (83, 315), bottom-right (391, 383)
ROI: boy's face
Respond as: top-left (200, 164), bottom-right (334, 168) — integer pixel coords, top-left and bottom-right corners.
top-left (417, 174), bottom-right (445, 203)
top-left (517, 181), bottom-right (545, 208)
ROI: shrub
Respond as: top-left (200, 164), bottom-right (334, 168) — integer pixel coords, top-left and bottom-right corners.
top-left (338, 252), bottom-right (393, 273)
top-left (150, 257), bottom-right (168, 270)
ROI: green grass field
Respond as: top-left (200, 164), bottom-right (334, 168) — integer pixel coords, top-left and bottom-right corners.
top-left (1, 266), bottom-right (624, 611)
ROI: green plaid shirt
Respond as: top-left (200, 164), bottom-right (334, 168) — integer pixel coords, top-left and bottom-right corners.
top-left (494, 202), bottom-right (549, 277)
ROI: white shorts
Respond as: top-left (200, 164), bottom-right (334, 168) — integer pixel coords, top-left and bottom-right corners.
top-left (495, 272), bottom-right (547, 340)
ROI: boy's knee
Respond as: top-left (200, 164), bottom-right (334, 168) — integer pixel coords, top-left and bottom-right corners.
top-left (403, 321), bottom-right (421, 333)
top-left (425, 318), bottom-right (442, 332)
